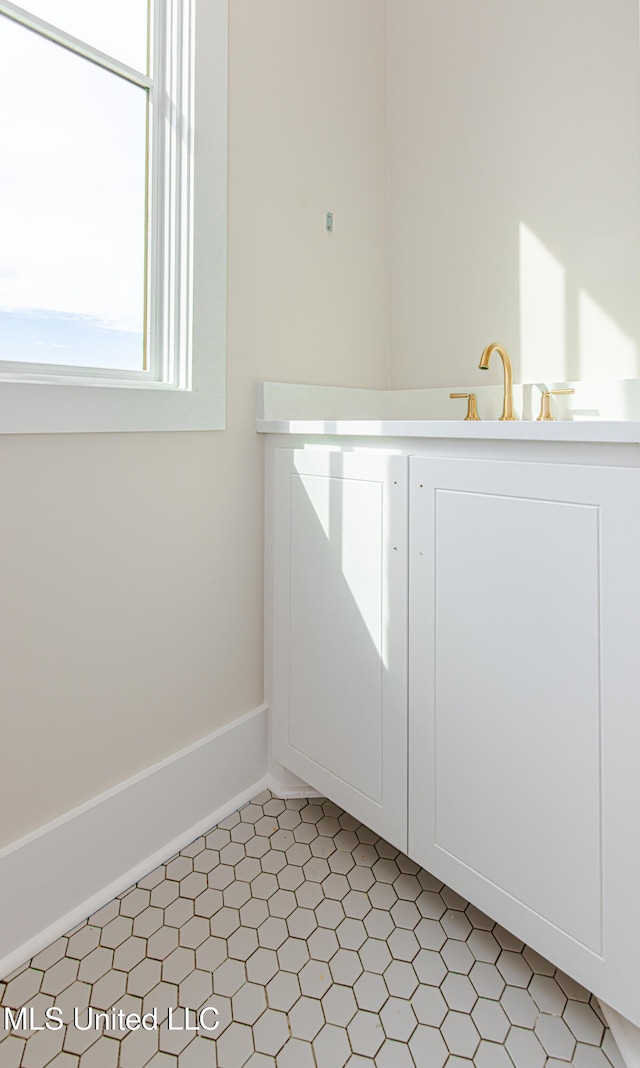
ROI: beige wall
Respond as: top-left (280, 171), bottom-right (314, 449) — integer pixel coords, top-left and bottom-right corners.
top-left (0, 0), bottom-right (388, 849)
top-left (388, 0), bottom-right (640, 389)
top-left (9, 1), bottom-right (640, 848)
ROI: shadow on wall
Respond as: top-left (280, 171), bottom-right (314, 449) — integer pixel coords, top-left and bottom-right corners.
top-left (519, 222), bottom-right (639, 385)
top-left (494, 0), bottom-right (640, 386)
top-left (389, 0), bottom-right (640, 391)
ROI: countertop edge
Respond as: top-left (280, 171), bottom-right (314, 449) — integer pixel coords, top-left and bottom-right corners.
top-left (256, 419), bottom-right (640, 444)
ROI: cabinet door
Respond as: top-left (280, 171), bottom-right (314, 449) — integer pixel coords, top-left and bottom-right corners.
top-left (271, 448), bottom-right (408, 850)
top-left (409, 456), bottom-right (640, 1026)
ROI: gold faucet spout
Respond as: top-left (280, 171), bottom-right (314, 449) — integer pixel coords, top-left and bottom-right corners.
top-left (478, 343), bottom-right (517, 420)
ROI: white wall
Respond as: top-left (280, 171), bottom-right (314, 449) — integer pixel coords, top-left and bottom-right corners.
top-left (388, 0), bottom-right (640, 389)
top-left (0, 0), bottom-right (388, 850)
top-left (9, 0), bottom-right (640, 851)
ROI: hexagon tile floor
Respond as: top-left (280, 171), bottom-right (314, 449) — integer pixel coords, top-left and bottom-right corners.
top-left (0, 791), bottom-right (625, 1068)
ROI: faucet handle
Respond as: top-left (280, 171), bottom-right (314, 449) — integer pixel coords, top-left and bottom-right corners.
top-left (536, 388), bottom-right (575, 421)
top-left (450, 393), bottom-right (480, 421)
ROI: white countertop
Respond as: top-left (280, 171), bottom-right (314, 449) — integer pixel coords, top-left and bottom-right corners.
top-left (257, 418), bottom-right (640, 443)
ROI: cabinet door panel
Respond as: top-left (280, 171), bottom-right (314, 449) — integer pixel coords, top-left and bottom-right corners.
top-left (272, 448), bottom-right (408, 849)
top-left (433, 487), bottom-right (601, 951)
top-left (409, 457), bottom-right (640, 1026)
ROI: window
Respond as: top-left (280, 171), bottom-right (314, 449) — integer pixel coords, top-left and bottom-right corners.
top-left (0, 0), bottom-right (227, 432)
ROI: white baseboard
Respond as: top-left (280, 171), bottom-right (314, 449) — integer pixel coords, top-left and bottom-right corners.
top-left (600, 1002), bottom-right (640, 1068)
top-left (0, 705), bottom-right (269, 981)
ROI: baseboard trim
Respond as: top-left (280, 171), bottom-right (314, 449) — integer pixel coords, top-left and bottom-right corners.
top-left (0, 705), bottom-right (268, 981)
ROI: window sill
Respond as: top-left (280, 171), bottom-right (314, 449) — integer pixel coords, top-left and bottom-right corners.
top-left (0, 376), bottom-right (226, 433)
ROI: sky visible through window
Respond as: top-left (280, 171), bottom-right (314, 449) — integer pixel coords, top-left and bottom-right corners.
top-left (0, 3), bottom-right (149, 371)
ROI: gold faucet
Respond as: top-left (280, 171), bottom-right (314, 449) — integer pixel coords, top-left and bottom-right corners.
top-left (449, 393), bottom-right (480, 420)
top-left (478, 343), bottom-right (517, 420)
top-left (537, 388), bottom-right (575, 421)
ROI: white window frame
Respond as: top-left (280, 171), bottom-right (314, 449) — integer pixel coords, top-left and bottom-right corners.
top-left (0, 0), bottom-right (226, 433)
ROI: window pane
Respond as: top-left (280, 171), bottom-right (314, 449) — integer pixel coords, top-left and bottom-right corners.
top-left (18, 0), bottom-right (149, 72)
top-left (0, 18), bottom-right (147, 371)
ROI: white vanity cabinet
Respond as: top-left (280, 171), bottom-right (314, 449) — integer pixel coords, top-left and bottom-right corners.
top-left (269, 447), bottom-right (409, 850)
top-left (265, 428), bottom-right (640, 1031)
top-left (409, 456), bottom-right (640, 1027)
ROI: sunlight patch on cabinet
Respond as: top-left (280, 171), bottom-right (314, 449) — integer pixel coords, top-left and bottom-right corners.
top-left (288, 471), bottom-right (384, 804)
